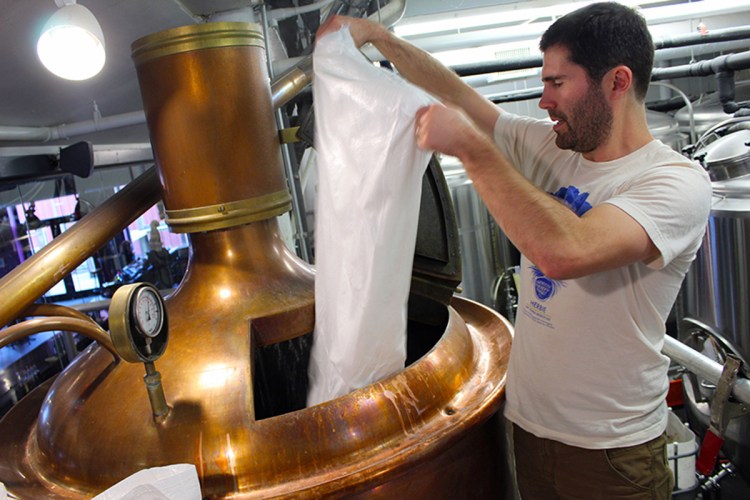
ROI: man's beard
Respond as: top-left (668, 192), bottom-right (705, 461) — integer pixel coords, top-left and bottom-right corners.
top-left (553, 84), bottom-right (613, 153)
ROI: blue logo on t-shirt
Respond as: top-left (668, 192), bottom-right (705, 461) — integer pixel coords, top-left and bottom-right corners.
top-left (551, 185), bottom-right (592, 216)
top-left (522, 185), bottom-right (582, 321)
top-left (530, 266), bottom-right (564, 301)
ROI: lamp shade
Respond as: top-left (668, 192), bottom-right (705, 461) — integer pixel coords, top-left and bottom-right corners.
top-left (37, 3), bottom-right (105, 81)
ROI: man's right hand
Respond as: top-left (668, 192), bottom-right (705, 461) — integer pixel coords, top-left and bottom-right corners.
top-left (316, 15), bottom-right (385, 49)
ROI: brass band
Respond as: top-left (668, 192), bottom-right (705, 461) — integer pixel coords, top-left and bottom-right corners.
top-left (165, 190), bottom-right (292, 233)
top-left (132, 22), bottom-right (265, 66)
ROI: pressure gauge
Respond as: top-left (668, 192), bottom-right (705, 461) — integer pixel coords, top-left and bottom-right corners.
top-left (133, 286), bottom-right (164, 338)
top-left (110, 282), bottom-right (169, 363)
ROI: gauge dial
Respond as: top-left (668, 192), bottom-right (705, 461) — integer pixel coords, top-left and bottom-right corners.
top-left (110, 283), bottom-right (169, 363)
top-left (134, 287), bottom-right (164, 338)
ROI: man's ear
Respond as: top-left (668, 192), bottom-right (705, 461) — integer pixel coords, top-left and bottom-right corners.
top-left (609, 65), bottom-right (633, 98)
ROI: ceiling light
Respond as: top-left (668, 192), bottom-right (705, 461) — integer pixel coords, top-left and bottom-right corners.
top-left (37, 0), bottom-right (105, 81)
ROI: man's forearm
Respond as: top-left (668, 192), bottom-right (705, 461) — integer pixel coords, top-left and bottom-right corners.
top-left (363, 25), bottom-right (470, 107)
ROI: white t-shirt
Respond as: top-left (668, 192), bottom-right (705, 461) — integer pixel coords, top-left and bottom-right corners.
top-left (496, 112), bottom-right (712, 449)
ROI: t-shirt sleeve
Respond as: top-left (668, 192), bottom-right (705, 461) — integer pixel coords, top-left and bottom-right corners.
top-left (606, 162), bottom-right (711, 269)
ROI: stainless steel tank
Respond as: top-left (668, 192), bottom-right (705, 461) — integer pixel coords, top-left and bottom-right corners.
top-left (674, 80), bottom-right (750, 138)
top-left (647, 109), bottom-right (687, 152)
top-left (441, 157), bottom-right (518, 318)
top-left (679, 122), bottom-right (750, 482)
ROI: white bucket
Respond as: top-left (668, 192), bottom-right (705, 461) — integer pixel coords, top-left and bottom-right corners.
top-left (666, 410), bottom-right (699, 492)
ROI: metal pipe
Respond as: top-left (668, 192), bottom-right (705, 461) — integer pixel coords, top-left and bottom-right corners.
top-left (0, 167), bottom-right (160, 328)
top-left (452, 32), bottom-right (750, 78)
top-left (369, 0), bottom-right (406, 27)
top-left (168, 0), bottom-right (207, 24)
top-left (271, 57), bottom-right (314, 109)
top-left (651, 50), bottom-right (750, 80)
top-left (466, 46), bottom-right (750, 109)
top-left (261, 3), bottom-right (312, 262)
top-left (650, 81), bottom-right (697, 144)
top-left (662, 335), bottom-right (750, 406)
top-left (0, 316), bottom-right (118, 358)
top-left (21, 303), bottom-right (102, 323)
top-left (270, 0), bottom-right (406, 107)
top-left (655, 26), bottom-right (750, 50)
top-left (654, 39), bottom-right (750, 71)
top-left (400, 1), bottom-right (750, 55)
top-left (267, 0), bottom-right (336, 23)
top-left (0, 111), bottom-right (146, 142)
top-left (143, 361), bottom-right (170, 423)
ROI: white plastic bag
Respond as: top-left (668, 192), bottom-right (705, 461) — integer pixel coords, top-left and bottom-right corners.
top-left (307, 27), bottom-right (436, 406)
top-left (92, 464), bottom-right (201, 500)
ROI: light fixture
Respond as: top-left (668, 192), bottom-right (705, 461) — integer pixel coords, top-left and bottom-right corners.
top-left (37, 0), bottom-right (106, 81)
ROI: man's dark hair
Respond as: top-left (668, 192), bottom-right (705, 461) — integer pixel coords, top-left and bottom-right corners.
top-left (539, 2), bottom-right (654, 101)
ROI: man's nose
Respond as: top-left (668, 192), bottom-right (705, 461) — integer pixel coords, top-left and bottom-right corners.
top-left (538, 91), bottom-right (554, 110)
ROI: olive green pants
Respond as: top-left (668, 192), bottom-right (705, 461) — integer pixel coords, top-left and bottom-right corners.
top-left (513, 424), bottom-right (674, 499)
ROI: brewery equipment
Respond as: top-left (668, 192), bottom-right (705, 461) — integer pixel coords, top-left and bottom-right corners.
top-left (674, 81), bottom-right (750, 138)
top-left (647, 109), bottom-right (688, 152)
top-left (678, 114), bottom-right (750, 483)
top-left (0, 22), bottom-right (512, 498)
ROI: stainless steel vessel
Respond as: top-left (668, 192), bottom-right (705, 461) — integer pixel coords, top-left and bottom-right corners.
top-left (679, 120), bottom-right (750, 482)
top-left (674, 81), bottom-right (750, 137)
top-left (441, 157), bottom-right (518, 319)
top-left (647, 109), bottom-right (687, 152)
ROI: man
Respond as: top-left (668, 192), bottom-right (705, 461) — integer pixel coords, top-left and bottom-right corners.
top-left (317, 2), bottom-right (711, 498)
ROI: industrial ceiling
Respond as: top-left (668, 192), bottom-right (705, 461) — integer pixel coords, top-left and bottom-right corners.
top-left (1, 0), bottom-right (749, 180)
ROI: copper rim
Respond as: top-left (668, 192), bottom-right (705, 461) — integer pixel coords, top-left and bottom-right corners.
top-left (165, 190), bottom-right (292, 233)
top-left (132, 22), bottom-right (265, 66)
top-left (0, 298), bottom-right (511, 498)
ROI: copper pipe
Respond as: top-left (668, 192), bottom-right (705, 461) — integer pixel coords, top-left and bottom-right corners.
top-left (6, 303), bottom-right (119, 359)
top-left (21, 303), bottom-right (99, 323)
top-left (267, 0), bottom-right (408, 109)
top-left (0, 316), bottom-right (118, 358)
top-left (271, 56), bottom-right (312, 109)
top-left (143, 361), bottom-right (170, 423)
top-left (0, 168), bottom-right (160, 328)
